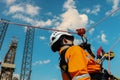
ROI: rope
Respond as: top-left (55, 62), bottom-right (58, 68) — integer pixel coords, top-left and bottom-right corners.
top-left (0, 20), bottom-right (77, 34)
top-left (87, 8), bottom-right (120, 32)
top-left (107, 38), bottom-right (120, 75)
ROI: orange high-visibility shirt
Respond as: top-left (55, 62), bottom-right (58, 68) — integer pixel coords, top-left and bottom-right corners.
top-left (60, 45), bottom-right (101, 80)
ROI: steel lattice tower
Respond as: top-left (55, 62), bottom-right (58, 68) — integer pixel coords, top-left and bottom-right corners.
top-left (0, 38), bottom-right (18, 80)
top-left (20, 27), bottom-right (35, 80)
top-left (0, 19), bottom-right (9, 50)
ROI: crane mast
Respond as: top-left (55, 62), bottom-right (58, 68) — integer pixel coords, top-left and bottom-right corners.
top-left (20, 27), bottom-right (35, 80)
top-left (0, 19), bottom-right (9, 50)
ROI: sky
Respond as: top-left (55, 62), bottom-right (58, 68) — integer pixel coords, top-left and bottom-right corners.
top-left (0, 0), bottom-right (120, 80)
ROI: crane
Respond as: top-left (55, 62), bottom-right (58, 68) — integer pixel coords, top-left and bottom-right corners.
top-left (20, 27), bottom-right (35, 80)
top-left (0, 37), bottom-right (18, 80)
top-left (0, 19), bottom-right (9, 50)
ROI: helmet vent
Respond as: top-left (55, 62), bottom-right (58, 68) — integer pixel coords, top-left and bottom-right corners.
top-left (52, 37), bottom-right (55, 41)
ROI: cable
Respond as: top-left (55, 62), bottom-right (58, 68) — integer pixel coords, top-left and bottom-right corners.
top-left (87, 8), bottom-right (120, 32)
top-left (0, 20), bottom-right (77, 34)
top-left (107, 38), bottom-right (120, 74)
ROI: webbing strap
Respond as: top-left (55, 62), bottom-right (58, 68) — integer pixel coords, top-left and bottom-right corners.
top-left (72, 74), bottom-right (90, 80)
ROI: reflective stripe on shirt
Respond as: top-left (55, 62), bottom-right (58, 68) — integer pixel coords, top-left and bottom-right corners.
top-left (72, 73), bottom-right (90, 80)
top-left (87, 54), bottom-right (91, 60)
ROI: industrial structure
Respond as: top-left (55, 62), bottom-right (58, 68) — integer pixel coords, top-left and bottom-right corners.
top-left (0, 38), bottom-right (18, 80)
top-left (0, 19), bottom-right (9, 50)
top-left (0, 20), bottom-right (35, 80)
top-left (20, 27), bottom-right (35, 80)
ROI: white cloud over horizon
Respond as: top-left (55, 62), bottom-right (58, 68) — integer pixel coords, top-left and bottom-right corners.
top-left (56, 0), bottom-right (88, 31)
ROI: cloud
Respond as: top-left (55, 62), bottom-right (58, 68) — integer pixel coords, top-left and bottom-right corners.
top-left (106, 0), bottom-right (120, 15)
top-left (82, 5), bottom-right (101, 15)
top-left (39, 36), bottom-right (46, 40)
top-left (56, 0), bottom-right (88, 31)
top-left (101, 33), bottom-right (108, 43)
top-left (89, 28), bottom-right (95, 34)
top-left (3, 0), bottom-right (16, 5)
top-left (34, 19), bottom-right (52, 27)
top-left (97, 33), bottom-right (108, 43)
top-left (91, 5), bottom-right (101, 15)
top-left (12, 13), bottom-right (52, 27)
top-left (33, 59), bottom-right (51, 66)
top-left (8, 4), bottom-right (24, 14)
top-left (7, 3), bottom-right (40, 17)
top-left (4, 3), bottom-right (52, 27)
top-left (25, 4), bottom-right (40, 17)
top-left (43, 59), bottom-right (50, 64)
top-left (63, 0), bottom-right (76, 9)
top-left (112, 0), bottom-right (120, 10)
top-left (12, 14), bottom-right (33, 23)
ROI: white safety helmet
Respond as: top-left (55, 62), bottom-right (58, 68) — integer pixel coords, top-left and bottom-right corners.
top-left (50, 31), bottom-right (74, 52)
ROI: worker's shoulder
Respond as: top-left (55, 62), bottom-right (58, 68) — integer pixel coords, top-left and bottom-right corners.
top-left (68, 45), bottom-right (83, 50)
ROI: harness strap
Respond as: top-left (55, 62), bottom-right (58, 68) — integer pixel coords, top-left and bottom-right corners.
top-left (59, 48), bottom-right (72, 79)
top-left (72, 74), bottom-right (90, 80)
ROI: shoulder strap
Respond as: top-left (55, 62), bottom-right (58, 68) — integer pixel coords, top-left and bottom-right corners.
top-left (59, 48), bottom-right (72, 80)
top-left (59, 48), bottom-right (68, 73)
top-left (79, 43), bottom-right (95, 58)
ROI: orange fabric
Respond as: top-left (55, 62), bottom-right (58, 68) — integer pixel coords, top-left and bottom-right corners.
top-left (60, 45), bottom-right (101, 80)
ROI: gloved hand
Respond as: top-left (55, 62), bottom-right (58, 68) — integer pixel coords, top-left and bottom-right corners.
top-left (76, 28), bottom-right (86, 36)
top-left (96, 59), bottom-right (101, 64)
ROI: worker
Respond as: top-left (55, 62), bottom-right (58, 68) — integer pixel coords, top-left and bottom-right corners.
top-left (50, 31), bottom-right (109, 80)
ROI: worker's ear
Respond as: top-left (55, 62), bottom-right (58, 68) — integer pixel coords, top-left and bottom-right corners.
top-left (63, 38), bottom-right (68, 44)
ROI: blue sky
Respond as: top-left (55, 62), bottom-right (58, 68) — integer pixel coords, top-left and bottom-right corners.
top-left (0, 0), bottom-right (120, 80)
